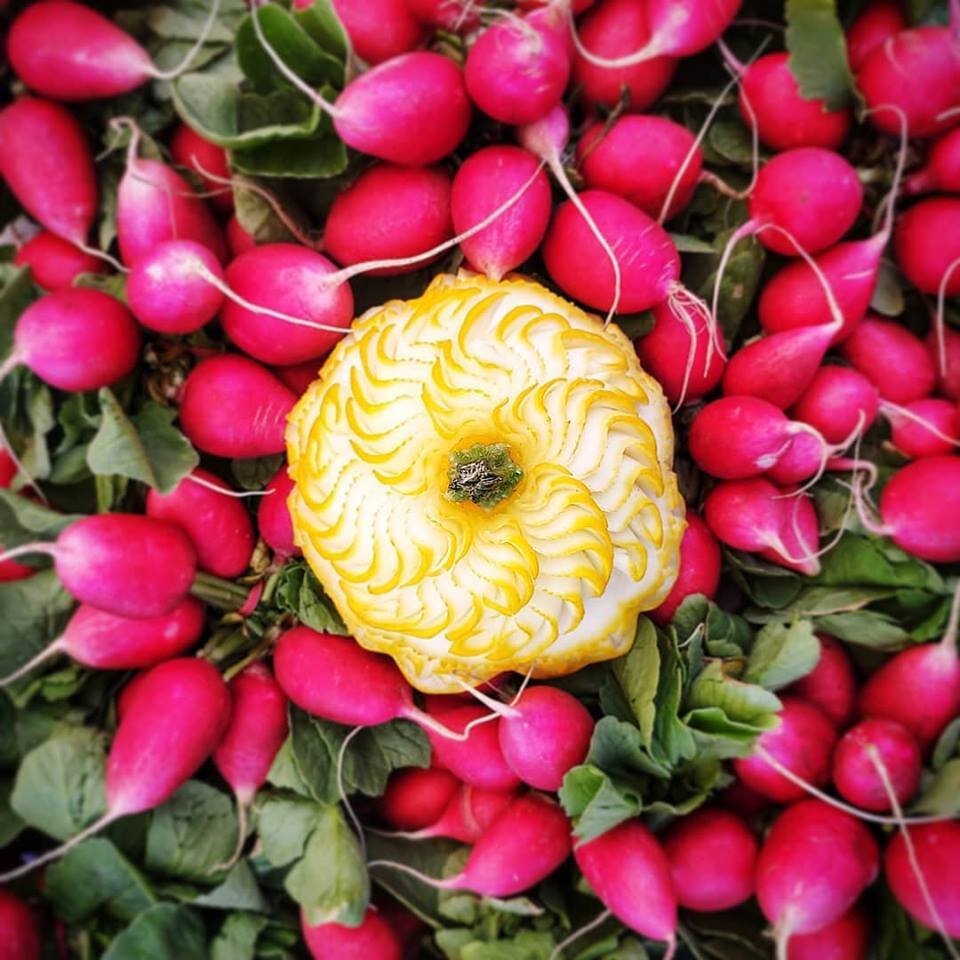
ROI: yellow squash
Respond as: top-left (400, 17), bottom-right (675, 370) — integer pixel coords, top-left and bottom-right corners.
top-left (286, 273), bottom-right (685, 693)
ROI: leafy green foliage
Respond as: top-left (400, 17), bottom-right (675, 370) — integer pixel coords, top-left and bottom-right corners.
top-left (785, 0), bottom-right (855, 109)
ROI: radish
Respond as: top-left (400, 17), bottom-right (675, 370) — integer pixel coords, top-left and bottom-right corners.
top-left (323, 165), bottom-right (452, 277)
top-left (327, 0), bottom-right (425, 65)
top-left (451, 145), bottom-right (552, 280)
top-left (0, 451), bottom-right (18, 489)
top-left (178, 354), bottom-right (297, 458)
top-left (405, 0), bottom-right (481, 31)
top-left (738, 52), bottom-right (852, 151)
top-left (169, 123), bottom-right (234, 212)
top-left (497, 686), bottom-right (594, 790)
top-left (302, 907), bottom-right (401, 960)
top-left (755, 800), bottom-right (879, 951)
top-left (649, 513), bottom-right (722, 625)
top-left (126, 240), bottom-right (225, 335)
top-left (0, 514), bottom-right (196, 619)
top-left (0, 597), bottom-right (205, 687)
top-left (213, 662), bottom-right (289, 868)
top-left (272, 362), bottom-right (318, 395)
top-left (258, 465), bottom-right (300, 559)
top-left (146, 469), bottom-right (255, 579)
top-left (376, 767), bottom-right (460, 831)
top-left (576, 115), bottom-right (702, 221)
top-left (0, 890), bottom-right (40, 960)
top-left (0, 658), bottom-right (230, 882)
top-left (226, 215), bottom-right (256, 258)
top-left (786, 635), bottom-right (858, 729)
top-left (662, 808), bottom-right (758, 912)
top-left (839, 317), bottom-right (936, 405)
top-left (733, 697), bottom-right (838, 804)
top-left (787, 905), bottom-right (871, 960)
top-left (569, 0), bottom-right (677, 112)
top-left (928, 326), bottom-right (960, 401)
top-left (0, 550), bottom-right (34, 584)
top-left (765, 430), bottom-right (831, 486)
top-left (832, 718), bottom-right (921, 812)
top-left (0, 98), bottom-right (97, 246)
top-left (906, 127), bottom-right (960, 195)
top-left (0, 288), bottom-right (140, 391)
top-left (13, 231), bottom-right (107, 291)
top-left (790, 367), bottom-right (880, 445)
top-left (464, 9), bottom-right (570, 125)
top-left (763, 490), bottom-right (822, 575)
top-left (886, 398), bottom-right (959, 458)
top-left (380, 784), bottom-right (515, 843)
top-left (846, 0), bottom-right (906, 71)
top-left (574, 819), bottom-right (677, 955)
top-left (426, 705), bottom-right (520, 792)
top-left (885, 822), bottom-right (960, 938)
top-left (857, 27), bottom-right (960, 138)
top-left (718, 780), bottom-right (770, 822)
top-left (894, 197), bottom-right (960, 296)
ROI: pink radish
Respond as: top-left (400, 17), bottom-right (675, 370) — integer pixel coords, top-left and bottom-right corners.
top-left (857, 27), bottom-right (960, 138)
top-left (302, 907), bottom-right (401, 960)
top-left (756, 800), bottom-right (879, 949)
top-left (0, 551), bottom-right (34, 584)
top-left (0, 890), bottom-right (40, 960)
top-left (887, 398), bottom-right (959, 457)
top-left (839, 317), bottom-right (936, 404)
top-left (570, 0), bottom-right (677, 112)
top-left (273, 361), bottom-right (318, 396)
top-left (0, 597), bottom-right (205, 687)
top-left (497, 686), bottom-right (594, 790)
top-left (738, 52), bottom-right (852, 151)
top-left (327, 0), bottom-right (425, 65)
top-left (126, 240), bottom-right (225, 334)
top-left (765, 430), bottom-right (829, 486)
top-left (790, 367), bottom-right (880, 445)
top-left (787, 904), bottom-right (871, 960)
top-left (226, 215), bottom-right (256, 258)
top-left (14, 232), bottom-right (106, 291)
top-left (574, 819), bottom-right (677, 955)
top-left (894, 197), bottom-right (960, 296)
top-left (649, 513), bottom-right (722, 625)
top-left (786, 635), bottom-right (858, 729)
top-left (906, 127), bottom-right (960, 195)
top-left (928, 326), bottom-right (960, 401)
top-left (451, 145), bottom-right (552, 280)
top-left (0, 514), bottom-right (196, 619)
top-left (734, 697), bottom-right (838, 804)
top-left (146, 469), bottom-right (255, 579)
top-left (885, 822), bottom-right (960, 937)
top-left (213, 662), bottom-right (289, 867)
top-left (323, 165), bottom-right (452, 276)
top-left (377, 768), bottom-right (460, 831)
top-left (662, 808), bottom-right (757, 912)
top-left (832, 718), bottom-right (922, 812)
top-left (846, 0), bottom-right (906, 71)
top-left (761, 490), bottom-right (822, 575)
top-left (258, 465), bottom-right (300, 559)
top-left (178, 354), bottom-right (297, 458)
top-left (426, 705), bottom-right (520, 792)
top-left (219, 244), bottom-right (353, 365)
top-left (170, 123), bottom-right (233, 213)
top-left (0, 288), bottom-right (140, 391)
top-left (520, 0), bottom-right (596, 10)
top-left (576, 115), bottom-right (702, 221)
top-left (405, 0), bottom-right (482, 30)
top-left (382, 784), bottom-right (515, 843)
top-left (0, 98), bottom-right (97, 245)
top-left (465, 9), bottom-right (569, 125)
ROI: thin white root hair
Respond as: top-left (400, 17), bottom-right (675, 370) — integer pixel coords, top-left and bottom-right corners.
top-left (548, 908), bottom-right (613, 960)
top-left (186, 473), bottom-right (275, 498)
top-left (149, 0), bottom-right (223, 81)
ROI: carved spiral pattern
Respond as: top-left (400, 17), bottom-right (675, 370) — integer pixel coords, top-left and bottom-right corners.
top-left (287, 273), bottom-right (685, 693)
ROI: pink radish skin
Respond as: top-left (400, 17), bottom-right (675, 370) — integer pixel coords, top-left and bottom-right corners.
top-left (498, 686), bottom-right (594, 790)
top-left (758, 236), bottom-right (886, 343)
top-left (906, 127), bottom-right (960, 195)
top-left (520, 0), bottom-right (595, 11)
top-left (756, 800), bottom-right (879, 943)
top-left (765, 430), bottom-right (827, 486)
top-left (928, 326), bottom-right (960, 401)
top-left (787, 635), bottom-right (858, 729)
top-left (0, 98), bottom-right (98, 244)
top-left (220, 244), bottom-right (353, 365)
top-left (832, 718), bottom-right (922, 812)
top-left (178, 355), bottom-right (297, 458)
top-left (226, 216), bottom-right (256, 258)
top-left (577, 115), bottom-right (702, 221)
top-left (887, 398), bottom-right (959, 458)
top-left (733, 697), bottom-right (837, 804)
top-left (7, 2), bottom-right (152, 101)
top-left (451, 146), bottom-right (552, 280)
top-left (885, 822), bottom-right (960, 937)
top-left (405, 0), bottom-right (482, 30)
top-left (394, 784), bottom-right (515, 843)
top-left (788, 905), bottom-right (871, 960)
top-left (761, 490), bottom-right (821, 576)
top-left (273, 361), bottom-right (318, 396)
top-left (662, 808), bottom-right (758, 912)
top-left (846, 1), bottom-right (906, 71)
top-left (0, 890), bottom-right (41, 960)
top-left (323, 165), bottom-right (452, 277)
top-left (739, 53), bottom-right (851, 151)
top-left (542, 190), bottom-right (680, 312)
top-left (302, 908), bottom-right (401, 960)
top-left (377, 768), bottom-right (460, 831)
top-left (146, 469), bottom-right (255, 579)
top-left (638, 0), bottom-right (741, 59)
top-left (894, 197), bottom-right (960, 296)
top-left (14, 232), bottom-right (106, 291)
top-left (839, 317), bottom-right (936, 404)
top-left (334, 53), bottom-right (471, 166)
top-left (427, 705), bottom-right (521, 792)
top-left (328, 0), bottom-right (425, 65)
top-left (649, 513), bottom-right (722, 625)
top-left (258, 465), bottom-right (301, 560)
top-left (170, 123), bottom-right (233, 212)
top-left (857, 27), bottom-right (960, 138)
top-left (0, 550), bottom-right (34, 584)
top-left (790, 367), bottom-right (880, 445)
top-left (574, 819), bottom-right (677, 950)
top-left (0, 452), bottom-right (17, 488)
top-left (126, 240), bottom-right (225, 335)
top-left (571, 0), bottom-right (677, 112)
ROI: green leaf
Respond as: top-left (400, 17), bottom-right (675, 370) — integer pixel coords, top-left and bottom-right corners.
top-left (745, 620), bottom-right (820, 690)
top-left (232, 136), bottom-right (348, 179)
top-left (912, 759), bottom-right (960, 817)
top-left (0, 266), bottom-right (37, 359)
top-left (273, 562), bottom-right (349, 635)
top-left (45, 838), bottom-right (156, 923)
top-left (813, 534), bottom-right (943, 592)
top-left (10, 726), bottom-right (107, 841)
top-left (192, 861), bottom-right (269, 912)
top-left (0, 489), bottom-right (78, 551)
top-left (559, 764), bottom-right (639, 841)
top-left (609, 618), bottom-right (659, 744)
top-left (813, 609), bottom-right (911, 650)
top-left (0, 777), bottom-right (24, 846)
top-left (257, 794), bottom-right (319, 867)
top-left (102, 903), bottom-right (208, 960)
top-left (211, 912), bottom-right (269, 960)
top-left (695, 226), bottom-right (765, 343)
top-left (871, 260), bottom-right (905, 316)
top-left (295, 0), bottom-right (348, 59)
top-left (785, 0), bottom-right (855, 109)
top-left (231, 453), bottom-right (286, 490)
top-left (686, 662), bottom-right (782, 733)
